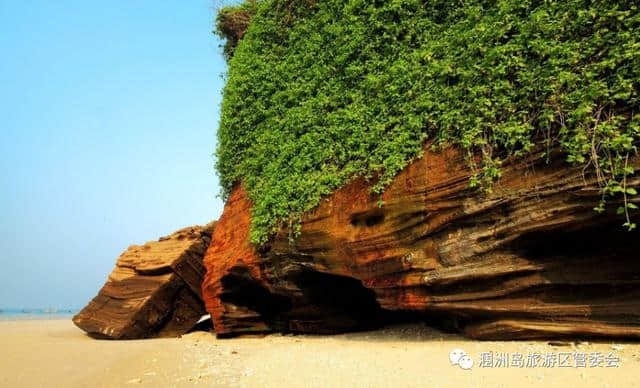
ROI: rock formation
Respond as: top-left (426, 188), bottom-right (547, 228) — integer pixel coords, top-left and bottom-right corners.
top-left (203, 145), bottom-right (640, 340)
top-left (74, 223), bottom-right (215, 339)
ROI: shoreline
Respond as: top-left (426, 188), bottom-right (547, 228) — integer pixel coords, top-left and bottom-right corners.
top-left (1, 319), bottom-right (639, 387)
top-left (0, 314), bottom-right (75, 321)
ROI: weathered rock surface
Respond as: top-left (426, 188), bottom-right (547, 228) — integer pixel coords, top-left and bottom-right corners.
top-left (203, 145), bottom-right (640, 339)
top-left (74, 223), bottom-right (216, 339)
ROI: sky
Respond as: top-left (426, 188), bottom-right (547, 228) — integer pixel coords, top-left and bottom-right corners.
top-left (0, 0), bottom-right (239, 309)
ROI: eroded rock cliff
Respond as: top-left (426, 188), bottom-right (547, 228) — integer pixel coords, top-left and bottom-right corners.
top-left (203, 146), bottom-right (640, 340)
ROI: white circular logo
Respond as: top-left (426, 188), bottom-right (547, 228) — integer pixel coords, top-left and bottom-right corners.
top-left (449, 349), bottom-right (473, 370)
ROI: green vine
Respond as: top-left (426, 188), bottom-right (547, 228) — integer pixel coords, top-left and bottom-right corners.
top-left (215, 0), bottom-right (640, 245)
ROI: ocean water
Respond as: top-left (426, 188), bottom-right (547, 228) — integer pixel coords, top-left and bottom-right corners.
top-left (0, 308), bottom-right (79, 320)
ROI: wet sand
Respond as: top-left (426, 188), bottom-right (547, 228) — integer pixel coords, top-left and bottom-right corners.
top-left (0, 319), bottom-right (639, 387)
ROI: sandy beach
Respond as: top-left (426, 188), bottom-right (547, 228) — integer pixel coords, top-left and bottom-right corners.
top-left (0, 319), bottom-right (638, 387)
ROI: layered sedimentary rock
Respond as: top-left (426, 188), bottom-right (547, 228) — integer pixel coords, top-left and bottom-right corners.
top-left (203, 145), bottom-right (640, 339)
top-left (74, 223), bottom-right (215, 339)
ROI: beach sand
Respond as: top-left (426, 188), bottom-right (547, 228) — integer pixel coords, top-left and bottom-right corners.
top-left (0, 319), bottom-right (639, 387)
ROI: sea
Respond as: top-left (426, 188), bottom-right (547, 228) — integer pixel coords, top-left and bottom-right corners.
top-left (0, 308), bottom-right (79, 320)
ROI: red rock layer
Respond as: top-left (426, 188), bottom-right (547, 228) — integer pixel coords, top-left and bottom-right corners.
top-left (201, 185), bottom-right (269, 335)
top-left (202, 146), bottom-right (640, 339)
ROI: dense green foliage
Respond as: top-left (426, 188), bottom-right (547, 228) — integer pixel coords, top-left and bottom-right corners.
top-left (216, 0), bottom-right (640, 245)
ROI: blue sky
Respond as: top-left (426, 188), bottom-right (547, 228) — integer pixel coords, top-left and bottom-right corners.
top-left (0, 1), bottom-right (238, 309)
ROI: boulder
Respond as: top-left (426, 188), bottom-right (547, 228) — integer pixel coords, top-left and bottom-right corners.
top-left (73, 223), bottom-right (215, 339)
top-left (202, 146), bottom-right (640, 339)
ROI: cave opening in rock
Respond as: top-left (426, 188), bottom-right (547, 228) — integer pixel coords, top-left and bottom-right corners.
top-left (290, 270), bottom-right (382, 322)
top-left (220, 266), bottom-right (293, 330)
top-left (219, 264), bottom-right (430, 335)
top-left (282, 268), bottom-right (428, 333)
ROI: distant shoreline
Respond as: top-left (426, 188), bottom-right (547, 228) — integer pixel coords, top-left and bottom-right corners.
top-left (0, 309), bottom-right (78, 321)
top-left (0, 314), bottom-right (74, 321)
